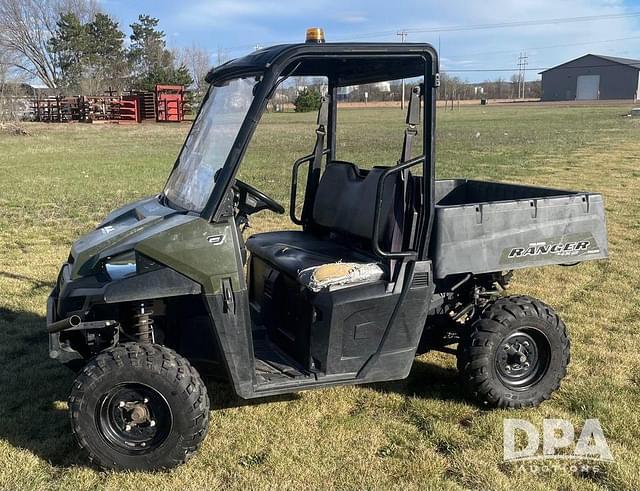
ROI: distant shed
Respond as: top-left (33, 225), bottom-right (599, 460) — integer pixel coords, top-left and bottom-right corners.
top-left (541, 54), bottom-right (640, 101)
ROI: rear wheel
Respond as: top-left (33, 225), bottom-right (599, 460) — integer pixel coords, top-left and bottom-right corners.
top-left (458, 296), bottom-right (570, 408)
top-left (69, 343), bottom-right (210, 470)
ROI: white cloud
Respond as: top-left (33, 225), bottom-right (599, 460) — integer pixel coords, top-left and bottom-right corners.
top-left (338, 13), bottom-right (368, 24)
top-left (162, 0), bottom-right (640, 80)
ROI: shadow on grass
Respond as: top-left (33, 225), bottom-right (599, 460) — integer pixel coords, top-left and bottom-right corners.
top-left (204, 380), bottom-right (299, 412)
top-left (0, 271), bottom-right (55, 291)
top-left (0, 307), bottom-right (464, 470)
top-left (0, 308), bottom-right (82, 467)
top-left (0, 307), bottom-right (297, 469)
top-left (204, 355), bottom-right (468, 410)
top-left (367, 357), bottom-right (470, 404)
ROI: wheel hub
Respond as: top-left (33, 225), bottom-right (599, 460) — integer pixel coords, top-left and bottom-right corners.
top-left (119, 400), bottom-right (154, 428)
top-left (98, 383), bottom-right (172, 454)
top-left (495, 329), bottom-right (550, 389)
top-left (502, 338), bottom-right (535, 372)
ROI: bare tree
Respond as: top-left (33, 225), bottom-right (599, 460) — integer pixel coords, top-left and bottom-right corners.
top-left (439, 72), bottom-right (467, 101)
top-left (0, 51), bottom-right (13, 122)
top-left (0, 0), bottom-right (99, 88)
top-left (58, 0), bottom-right (97, 23)
top-left (175, 43), bottom-right (212, 94)
top-left (509, 74), bottom-right (520, 99)
top-left (1, 49), bottom-right (30, 124)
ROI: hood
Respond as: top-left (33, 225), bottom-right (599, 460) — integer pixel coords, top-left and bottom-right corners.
top-left (69, 196), bottom-right (198, 279)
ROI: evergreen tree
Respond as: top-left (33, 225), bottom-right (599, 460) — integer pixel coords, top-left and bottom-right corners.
top-left (294, 88), bottom-right (322, 112)
top-left (49, 11), bottom-right (127, 93)
top-left (85, 13), bottom-right (127, 92)
top-left (128, 14), bottom-right (192, 91)
top-left (49, 12), bottom-right (87, 90)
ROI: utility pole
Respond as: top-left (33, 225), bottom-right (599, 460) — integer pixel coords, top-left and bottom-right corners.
top-left (517, 53), bottom-right (523, 99)
top-left (397, 30), bottom-right (408, 109)
top-left (517, 52), bottom-right (528, 99)
top-left (522, 52), bottom-right (529, 98)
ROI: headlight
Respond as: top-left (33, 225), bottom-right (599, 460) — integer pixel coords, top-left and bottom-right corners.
top-left (104, 251), bottom-right (136, 280)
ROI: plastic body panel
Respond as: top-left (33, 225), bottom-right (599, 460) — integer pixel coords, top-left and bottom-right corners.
top-left (103, 267), bottom-right (201, 303)
top-left (310, 283), bottom-right (398, 376)
top-left (204, 292), bottom-right (256, 399)
top-left (69, 198), bottom-right (187, 280)
top-left (136, 218), bottom-right (245, 295)
top-left (431, 180), bottom-right (608, 278)
top-left (242, 257), bottom-right (433, 398)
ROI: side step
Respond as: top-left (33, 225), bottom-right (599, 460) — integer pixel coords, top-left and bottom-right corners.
top-left (253, 335), bottom-right (314, 385)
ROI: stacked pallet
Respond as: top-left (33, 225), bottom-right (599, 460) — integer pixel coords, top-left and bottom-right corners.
top-left (32, 98), bottom-right (58, 122)
top-left (29, 85), bottom-right (188, 124)
top-left (111, 97), bottom-right (140, 123)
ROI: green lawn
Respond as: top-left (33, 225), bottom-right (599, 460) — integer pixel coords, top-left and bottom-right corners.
top-left (1, 103), bottom-right (639, 490)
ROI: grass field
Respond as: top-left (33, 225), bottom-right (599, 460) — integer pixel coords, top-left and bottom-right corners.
top-left (1, 103), bottom-right (640, 490)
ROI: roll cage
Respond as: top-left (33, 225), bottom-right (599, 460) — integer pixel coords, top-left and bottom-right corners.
top-left (190, 42), bottom-right (439, 260)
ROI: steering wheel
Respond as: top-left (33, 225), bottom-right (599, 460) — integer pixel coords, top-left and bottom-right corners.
top-left (233, 178), bottom-right (285, 215)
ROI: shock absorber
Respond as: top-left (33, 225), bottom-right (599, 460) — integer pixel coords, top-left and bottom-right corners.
top-left (131, 302), bottom-right (155, 343)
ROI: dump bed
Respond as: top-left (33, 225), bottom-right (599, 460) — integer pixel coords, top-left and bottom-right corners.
top-left (431, 179), bottom-right (608, 278)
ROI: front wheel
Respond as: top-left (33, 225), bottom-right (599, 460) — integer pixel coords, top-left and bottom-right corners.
top-left (457, 296), bottom-right (570, 408)
top-left (69, 343), bottom-right (210, 470)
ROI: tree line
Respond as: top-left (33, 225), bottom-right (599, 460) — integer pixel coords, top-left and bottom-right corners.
top-left (439, 72), bottom-right (541, 100)
top-left (283, 76), bottom-right (541, 106)
top-left (1, 0), bottom-right (541, 102)
top-left (0, 0), bottom-right (211, 95)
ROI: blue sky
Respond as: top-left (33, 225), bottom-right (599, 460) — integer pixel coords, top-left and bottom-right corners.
top-left (101, 0), bottom-right (640, 82)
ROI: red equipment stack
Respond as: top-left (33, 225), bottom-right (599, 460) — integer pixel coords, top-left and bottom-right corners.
top-left (155, 85), bottom-right (185, 122)
top-left (112, 96), bottom-right (141, 123)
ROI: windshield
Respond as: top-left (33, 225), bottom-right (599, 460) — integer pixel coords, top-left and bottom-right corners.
top-left (164, 76), bottom-right (258, 212)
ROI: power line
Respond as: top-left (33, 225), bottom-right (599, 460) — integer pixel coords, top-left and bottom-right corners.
top-left (445, 35), bottom-right (640, 60)
top-left (400, 12), bottom-right (640, 35)
top-left (324, 12), bottom-right (640, 41)
top-left (446, 61), bottom-right (640, 73)
top-left (217, 11), bottom-right (640, 56)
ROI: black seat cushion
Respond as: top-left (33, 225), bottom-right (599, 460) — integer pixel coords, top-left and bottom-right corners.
top-left (246, 231), bottom-right (377, 280)
top-left (246, 161), bottom-right (400, 285)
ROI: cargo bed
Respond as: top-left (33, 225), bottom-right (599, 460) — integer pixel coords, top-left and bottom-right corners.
top-left (431, 179), bottom-right (608, 278)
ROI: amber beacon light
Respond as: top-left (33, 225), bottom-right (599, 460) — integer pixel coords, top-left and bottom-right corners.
top-left (305, 27), bottom-right (325, 43)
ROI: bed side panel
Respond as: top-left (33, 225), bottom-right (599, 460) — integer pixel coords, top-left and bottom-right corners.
top-left (432, 193), bottom-right (608, 278)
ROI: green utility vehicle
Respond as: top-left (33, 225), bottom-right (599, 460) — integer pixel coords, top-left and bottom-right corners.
top-left (47, 34), bottom-right (608, 470)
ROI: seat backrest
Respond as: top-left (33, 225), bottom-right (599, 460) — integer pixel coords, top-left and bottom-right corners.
top-left (312, 161), bottom-right (397, 246)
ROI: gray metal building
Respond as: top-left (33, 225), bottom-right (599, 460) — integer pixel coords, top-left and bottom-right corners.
top-left (541, 54), bottom-right (640, 101)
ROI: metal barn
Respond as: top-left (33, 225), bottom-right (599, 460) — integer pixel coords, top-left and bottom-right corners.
top-left (541, 54), bottom-right (640, 101)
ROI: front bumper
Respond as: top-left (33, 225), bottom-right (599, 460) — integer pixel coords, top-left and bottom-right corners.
top-left (47, 263), bottom-right (101, 363)
top-left (47, 285), bottom-right (83, 363)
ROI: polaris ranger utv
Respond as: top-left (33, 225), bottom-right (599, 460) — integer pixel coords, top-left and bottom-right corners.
top-left (47, 32), bottom-right (608, 470)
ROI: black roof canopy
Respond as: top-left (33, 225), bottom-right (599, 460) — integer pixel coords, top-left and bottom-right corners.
top-left (206, 42), bottom-right (437, 86)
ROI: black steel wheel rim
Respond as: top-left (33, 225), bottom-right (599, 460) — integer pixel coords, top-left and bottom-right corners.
top-left (495, 327), bottom-right (551, 390)
top-left (97, 383), bottom-right (173, 454)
